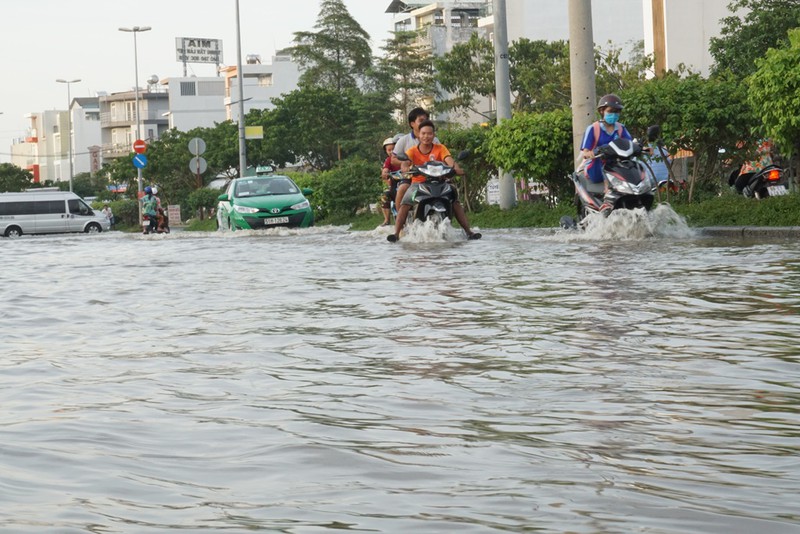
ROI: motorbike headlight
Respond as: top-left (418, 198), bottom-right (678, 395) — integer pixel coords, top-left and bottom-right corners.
top-left (290, 199), bottom-right (310, 210)
top-left (607, 174), bottom-right (637, 196)
top-left (425, 166), bottom-right (447, 178)
top-left (234, 205), bottom-right (259, 214)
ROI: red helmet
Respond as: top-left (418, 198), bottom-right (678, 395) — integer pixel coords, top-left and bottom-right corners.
top-left (597, 94), bottom-right (624, 111)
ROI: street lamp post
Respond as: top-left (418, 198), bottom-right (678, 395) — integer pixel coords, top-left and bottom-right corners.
top-left (235, 0), bottom-right (247, 178)
top-left (56, 78), bottom-right (81, 193)
top-left (119, 25), bottom-right (151, 222)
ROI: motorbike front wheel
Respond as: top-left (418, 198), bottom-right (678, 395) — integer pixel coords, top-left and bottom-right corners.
top-left (426, 211), bottom-right (443, 226)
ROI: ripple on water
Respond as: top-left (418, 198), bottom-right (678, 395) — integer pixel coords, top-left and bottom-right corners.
top-left (0, 227), bottom-right (799, 532)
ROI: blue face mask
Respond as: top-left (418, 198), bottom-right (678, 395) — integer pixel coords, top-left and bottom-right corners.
top-left (604, 112), bottom-right (620, 125)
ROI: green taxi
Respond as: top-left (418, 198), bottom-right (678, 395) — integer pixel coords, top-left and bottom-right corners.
top-left (217, 175), bottom-right (314, 230)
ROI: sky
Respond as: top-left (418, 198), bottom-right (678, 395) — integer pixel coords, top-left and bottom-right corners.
top-left (0, 0), bottom-right (395, 163)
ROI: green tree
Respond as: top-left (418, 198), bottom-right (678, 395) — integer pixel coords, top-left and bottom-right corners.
top-left (64, 172), bottom-right (110, 199)
top-left (622, 71), bottom-right (754, 196)
top-left (486, 108), bottom-right (573, 201)
top-left (290, 0), bottom-right (373, 92)
top-left (257, 87), bottom-right (354, 170)
top-left (379, 30), bottom-right (436, 119)
top-left (0, 163), bottom-right (34, 192)
top-left (595, 40), bottom-right (654, 96)
top-left (748, 28), bottom-right (800, 182)
top-left (434, 33), bottom-right (495, 118)
top-left (710, 0), bottom-right (800, 78)
top-left (438, 124), bottom-right (494, 211)
top-left (510, 39), bottom-right (571, 113)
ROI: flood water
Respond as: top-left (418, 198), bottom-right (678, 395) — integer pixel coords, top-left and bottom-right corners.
top-left (2, 207), bottom-right (799, 533)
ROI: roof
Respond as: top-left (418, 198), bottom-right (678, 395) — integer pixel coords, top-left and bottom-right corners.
top-left (385, 0), bottom-right (431, 14)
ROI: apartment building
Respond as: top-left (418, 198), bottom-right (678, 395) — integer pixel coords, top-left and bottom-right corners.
top-left (98, 88), bottom-right (169, 160)
top-left (10, 111), bottom-right (63, 184)
top-left (219, 52), bottom-right (301, 123)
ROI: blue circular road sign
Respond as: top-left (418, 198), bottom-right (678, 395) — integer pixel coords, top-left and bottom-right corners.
top-left (133, 154), bottom-right (148, 169)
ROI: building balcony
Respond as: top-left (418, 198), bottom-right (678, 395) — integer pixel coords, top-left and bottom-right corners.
top-left (100, 111), bottom-right (135, 128)
top-left (102, 143), bottom-right (132, 159)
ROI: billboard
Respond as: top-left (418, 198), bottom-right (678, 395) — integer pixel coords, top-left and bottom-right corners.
top-left (175, 37), bottom-right (223, 64)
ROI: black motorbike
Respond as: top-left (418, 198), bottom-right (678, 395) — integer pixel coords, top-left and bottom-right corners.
top-left (728, 164), bottom-right (788, 199)
top-left (406, 160), bottom-right (458, 226)
top-left (560, 135), bottom-right (658, 229)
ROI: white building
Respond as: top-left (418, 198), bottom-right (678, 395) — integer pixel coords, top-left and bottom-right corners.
top-left (476, 0), bottom-right (728, 77)
top-left (161, 76), bottom-right (227, 131)
top-left (99, 88), bottom-right (170, 160)
top-left (643, 0), bottom-right (730, 75)
top-left (69, 97), bottom-right (102, 177)
top-left (220, 52), bottom-right (301, 123)
top-left (10, 111), bottom-right (63, 184)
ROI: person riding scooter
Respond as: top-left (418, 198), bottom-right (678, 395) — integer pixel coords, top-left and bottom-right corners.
top-left (387, 120), bottom-right (480, 242)
top-left (580, 94), bottom-right (634, 213)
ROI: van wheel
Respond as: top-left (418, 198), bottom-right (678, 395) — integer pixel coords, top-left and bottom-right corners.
top-left (4, 226), bottom-right (22, 238)
top-left (85, 222), bottom-right (102, 233)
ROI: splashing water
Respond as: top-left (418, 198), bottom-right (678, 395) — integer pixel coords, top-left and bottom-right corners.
top-left (371, 217), bottom-right (468, 243)
top-left (556, 203), bottom-right (696, 242)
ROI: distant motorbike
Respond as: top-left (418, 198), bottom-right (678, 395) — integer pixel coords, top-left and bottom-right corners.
top-left (728, 164), bottom-right (788, 199)
top-left (560, 131), bottom-right (658, 229)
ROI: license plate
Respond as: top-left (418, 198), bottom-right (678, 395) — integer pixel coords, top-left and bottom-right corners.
top-left (768, 185), bottom-right (788, 196)
top-left (265, 216), bottom-right (289, 225)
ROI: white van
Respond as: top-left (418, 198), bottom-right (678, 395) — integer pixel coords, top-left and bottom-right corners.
top-left (0, 190), bottom-right (111, 237)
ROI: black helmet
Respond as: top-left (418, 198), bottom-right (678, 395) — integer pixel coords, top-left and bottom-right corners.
top-left (597, 94), bottom-right (623, 111)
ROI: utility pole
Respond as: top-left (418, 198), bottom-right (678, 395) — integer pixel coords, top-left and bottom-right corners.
top-left (568, 0), bottom-right (597, 162)
top-left (493, 0), bottom-right (516, 209)
top-left (651, 0), bottom-right (667, 76)
top-left (235, 0), bottom-right (247, 178)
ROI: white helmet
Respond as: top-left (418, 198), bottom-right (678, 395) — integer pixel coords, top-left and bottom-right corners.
top-left (382, 137), bottom-right (395, 148)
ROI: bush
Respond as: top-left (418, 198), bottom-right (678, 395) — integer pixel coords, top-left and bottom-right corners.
top-left (110, 199), bottom-right (139, 227)
top-left (187, 188), bottom-right (220, 220)
top-left (315, 157), bottom-right (383, 221)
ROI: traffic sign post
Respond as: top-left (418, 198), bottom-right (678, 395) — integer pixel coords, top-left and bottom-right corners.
top-left (188, 137), bottom-right (206, 156)
top-left (133, 154), bottom-right (148, 169)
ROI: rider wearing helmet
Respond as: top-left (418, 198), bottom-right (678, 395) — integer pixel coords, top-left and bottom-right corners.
top-left (141, 186), bottom-right (159, 234)
top-left (580, 94), bottom-right (634, 211)
top-left (380, 137), bottom-right (401, 226)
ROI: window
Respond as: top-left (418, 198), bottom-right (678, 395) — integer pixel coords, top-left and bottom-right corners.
top-left (258, 74), bottom-right (273, 87)
top-left (126, 101), bottom-right (136, 122)
top-left (0, 201), bottom-right (35, 215)
top-left (180, 81), bottom-right (197, 96)
top-left (68, 199), bottom-right (92, 216)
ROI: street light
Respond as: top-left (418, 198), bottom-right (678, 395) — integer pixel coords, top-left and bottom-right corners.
top-left (56, 78), bottom-right (81, 193)
top-left (235, 0), bottom-right (247, 178)
top-left (119, 25), bottom-right (151, 222)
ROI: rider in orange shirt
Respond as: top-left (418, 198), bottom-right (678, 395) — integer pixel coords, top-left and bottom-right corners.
top-left (388, 120), bottom-right (480, 242)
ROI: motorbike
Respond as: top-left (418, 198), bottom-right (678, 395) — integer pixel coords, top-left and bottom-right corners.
top-left (395, 150), bottom-right (468, 228)
top-left (727, 164), bottom-right (788, 199)
top-left (406, 160), bottom-right (457, 226)
top-left (142, 212), bottom-right (170, 234)
top-left (560, 130), bottom-right (659, 230)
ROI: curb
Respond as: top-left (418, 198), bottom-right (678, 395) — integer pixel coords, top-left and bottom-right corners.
top-left (699, 226), bottom-right (800, 238)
